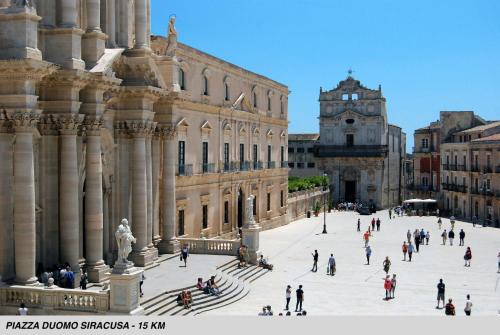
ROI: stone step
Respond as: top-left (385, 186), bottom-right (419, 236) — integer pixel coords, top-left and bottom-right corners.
top-left (216, 258), bottom-right (240, 271)
top-left (193, 285), bottom-right (250, 316)
top-left (240, 267), bottom-right (269, 282)
top-left (156, 275), bottom-right (241, 316)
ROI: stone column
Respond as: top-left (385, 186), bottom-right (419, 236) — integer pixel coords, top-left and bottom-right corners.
top-left (12, 112), bottom-right (39, 285)
top-left (158, 126), bottom-right (180, 254)
top-left (134, 0), bottom-right (148, 49)
top-left (152, 133), bottom-right (161, 244)
top-left (60, 0), bottom-right (78, 28)
top-left (146, 133), bottom-right (154, 250)
top-left (82, 0), bottom-right (106, 68)
top-left (0, 118), bottom-right (14, 281)
top-left (57, 115), bottom-right (83, 275)
top-left (129, 121), bottom-right (155, 266)
top-left (86, 0), bottom-right (101, 32)
top-left (106, 0), bottom-right (117, 47)
top-left (84, 119), bottom-right (110, 282)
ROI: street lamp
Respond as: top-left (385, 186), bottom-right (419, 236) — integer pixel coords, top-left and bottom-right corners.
top-left (322, 173), bottom-right (328, 234)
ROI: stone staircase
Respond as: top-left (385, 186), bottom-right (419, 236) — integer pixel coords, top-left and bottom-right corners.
top-left (141, 258), bottom-right (269, 316)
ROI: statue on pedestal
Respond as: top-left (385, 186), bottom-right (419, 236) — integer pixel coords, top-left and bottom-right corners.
top-left (245, 195), bottom-right (256, 228)
top-left (115, 218), bottom-right (136, 265)
top-left (165, 15), bottom-right (178, 57)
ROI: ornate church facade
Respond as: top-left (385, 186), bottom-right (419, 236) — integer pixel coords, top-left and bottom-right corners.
top-left (0, 0), bottom-right (289, 286)
top-left (289, 75), bottom-right (406, 208)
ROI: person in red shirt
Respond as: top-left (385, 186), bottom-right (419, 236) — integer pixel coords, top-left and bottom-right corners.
top-left (402, 241), bottom-right (408, 261)
top-left (364, 231), bottom-right (370, 247)
top-left (384, 275), bottom-right (392, 300)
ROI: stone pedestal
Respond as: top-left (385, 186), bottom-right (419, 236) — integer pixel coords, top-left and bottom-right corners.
top-left (0, 5), bottom-right (42, 60)
top-left (82, 31), bottom-right (107, 69)
top-left (110, 263), bottom-right (144, 315)
top-left (241, 225), bottom-right (261, 265)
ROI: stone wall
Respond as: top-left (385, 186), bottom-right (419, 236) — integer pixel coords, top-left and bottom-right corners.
top-left (287, 187), bottom-right (329, 222)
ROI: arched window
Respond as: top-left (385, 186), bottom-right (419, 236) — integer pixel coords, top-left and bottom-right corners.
top-left (203, 75), bottom-right (209, 96)
top-left (179, 68), bottom-right (185, 90)
top-left (253, 92), bottom-right (258, 108)
top-left (224, 83), bottom-right (230, 101)
top-left (280, 96), bottom-right (284, 114)
top-left (267, 95), bottom-right (272, 111)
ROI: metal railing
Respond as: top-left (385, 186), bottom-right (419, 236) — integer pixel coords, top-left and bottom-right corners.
top-left (178, 164), bottom-right (193, 176)
top-left (281, 161), bottom-right (289, 168)
top-left (267, 161), bottom-right (276, 169)
top-left (200, 163), bottom-right (215, 174)
top-left (239, 161), bottom-right (251, 171)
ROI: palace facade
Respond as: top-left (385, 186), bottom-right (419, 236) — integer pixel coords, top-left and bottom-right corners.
top-left (0, 0), bottom-right (288, 286)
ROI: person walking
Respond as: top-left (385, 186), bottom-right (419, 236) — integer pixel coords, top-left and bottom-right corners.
top-left (295, 285), bottom-right (304, 312)
top-left (140, 272), bottom-right (145, 297)
top-left (436, 279), bottom-right (445, 309)
top-left (311, 250), bottom-right (318, 272)
top-left (383, 275), bottom-right (392, 300)
top-left (408, 242), bottom-right (414, 262)
top-left (472, 215), bottom-right (477, 228)
top-left (419, 229), bottom-right (426, 246)
top-left (415, 234), bottom-right (421, 253)
top-left (498, 252), bottom-right (500, 273)
top-left (363, 231), bottom-right (370, 248)
top-left (445, 299), bottom-right (456, 315)
top-left (438, 217), bottom-right (442, 230)
top-left (448, 229), bottom-right (455, 246)
top-left (450, 216), bottom-right (456, 230)
top-left (285, 285), bottom-right (292, 310)
top-left (402, 241), bottom-right (408, 261)
top-left (459, 229), bottom-right (465, 246)
top-left (389, 208), bottom-right (392, 220)
top-left (425, 231), bottom-right (430, 245)
top-left (357, 218), bottom-right (361, 232)
top-left (366, 245), bottom-right (372, 265)
top-left (181, 244), bottom-right (189, 267)
top-left (376, 218), bottom-right (381, 231)
top-left (407, 230), bottom-right (412, 243)
top-left (371, 218), bottom-right (376, 231)
top-left (328, 254), bottom-right (336, 276)
top-left (383, 256), bottom-right (391, 274)
top-left (464, 247), bottom-right (472, 267)
top-left (79, 270), bottom-right (88, 290)
top-left (390, 274), bottom-right (397, 299)
top-left (464, 294), bottom-right (473, 316)
top-left (441, 229), bottom-right (447, 245)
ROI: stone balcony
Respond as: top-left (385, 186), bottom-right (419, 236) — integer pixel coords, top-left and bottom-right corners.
top-left (314, 145), bottom-right (388, 158)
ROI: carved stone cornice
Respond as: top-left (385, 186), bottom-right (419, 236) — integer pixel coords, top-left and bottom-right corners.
top-left (114, 121), bottom-right (129, 138)
top-left (55, 114), bottom-right (84, 135)
top-left (0, 59), bottom-right (57, 82)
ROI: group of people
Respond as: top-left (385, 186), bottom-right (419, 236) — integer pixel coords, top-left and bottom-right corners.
top-left (176, 290), bottom-right (193, 309)
top-left (238, 245), bottom-right (250, 268)
top-left (196, 276), bottom-right (221, 296)
top-left (284, 284), bottom-right (305, 313)
top-left (258, 304), bottom-right (307, 316)
top-left (38, 263), bottom-right (76, 289)
top-left (310, 250), bottom-right (336, 276)
top-left (436, 279), bottom-right (473, 316)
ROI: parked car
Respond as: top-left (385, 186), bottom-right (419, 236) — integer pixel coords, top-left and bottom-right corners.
top-left (358, 206), bottom-right (371, 215)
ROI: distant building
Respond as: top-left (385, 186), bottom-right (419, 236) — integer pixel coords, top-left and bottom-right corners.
top-left (411, 111), bottom-right (500, 227)
top-left (288, 134), bottom-right (320, 177)
top-left (289, 75), bottom-right (406, 209)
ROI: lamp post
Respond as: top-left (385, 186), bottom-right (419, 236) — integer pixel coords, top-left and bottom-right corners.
top-left (322, 173), bottom-right (328, 234)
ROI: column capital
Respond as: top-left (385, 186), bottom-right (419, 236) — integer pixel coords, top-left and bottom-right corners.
top-left (38, 115), bottom-right (59, 135)
top-left (83, 117), bottom-right (103, 136)
top-left (55, 114), bottom-right (84, 135)
top-left (10, 111), bottom-right (40, 133)
top-left (159, 125), bottom-right (176, 140)
top-left (127, 120), bottom-right (157, 138)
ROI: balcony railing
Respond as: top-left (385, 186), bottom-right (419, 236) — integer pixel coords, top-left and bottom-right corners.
top-left (281, 161), bottom-right (289, 168)
top-left (441, 183), bottom-right (467, 193)
top-left (314, 145), bottom-right (388, 158)
top-left (239, 161), bottom-right (251, 171)
top-left (483, 167), bottom-right (493, 174)
top-left (413, 145), bottom-right (435, 153)
top-left (200, 163), bottom-right (216, 174)
top-left (470, 165), bottom-right (480, 172)
top-left (408, 184), bottom-right (437, 192)
top-left (443, 164), bottom-right (465, 171)
top-left (178, 164), bottom-right (193, 176)
top-left (470, 188), bottom-right (494, 196)
top-left (267, 161), bottom-right (276, 169)
top-left (253, 161), bottom-right (263, 170)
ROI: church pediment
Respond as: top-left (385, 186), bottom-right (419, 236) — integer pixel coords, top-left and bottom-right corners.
top-left (112, 54), bottom-right (167, 90)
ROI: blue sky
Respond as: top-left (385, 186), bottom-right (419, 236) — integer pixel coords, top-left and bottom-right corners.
top-left (151, 0), bottom-right (500, 150)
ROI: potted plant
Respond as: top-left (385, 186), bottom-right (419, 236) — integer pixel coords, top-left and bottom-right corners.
top-left (313, 202), bottom-right (321, 217)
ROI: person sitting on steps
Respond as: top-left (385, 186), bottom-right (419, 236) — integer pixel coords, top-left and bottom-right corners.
top-left (259, 255), bottom-right (274, 270)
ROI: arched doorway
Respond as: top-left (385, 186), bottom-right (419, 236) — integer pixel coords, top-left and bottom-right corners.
top-left (237, 187), bottom-right (244, 228)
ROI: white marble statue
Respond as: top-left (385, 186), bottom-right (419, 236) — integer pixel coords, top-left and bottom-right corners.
top-left (246, 195), bottom-right (255, 226)
top-left (165, 15), bottom-right (178, 56)
top-left (115, 218), bottom-right (136, 264)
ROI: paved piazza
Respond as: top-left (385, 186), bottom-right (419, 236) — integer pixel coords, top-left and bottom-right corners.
top-left (207, 210), bottom-right (500, 315)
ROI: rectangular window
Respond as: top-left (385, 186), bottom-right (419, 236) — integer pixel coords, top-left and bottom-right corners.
top-left (202, 205), bottom-right (208, 229)
top-left (288, 147), bottom-right (294, 153)
top-left (487, 155), bottom-right (491, 168)
top-left (267, 145), bottom-right (272, 162)
top-left (281, 146), bottom-right (285, 164)
top-left (288, 162), bottom-right (295, 168)
top-left (307, 162), bottom-right (315, 168)
top-left (280, 190), bottom-right (284, 207)
top-left (253, 144), bottom-right (258, 168)
top-left (253, 196), bottom-right (257, 216)
top-left (178, 141), bottom-right (185, 174)
top-left (224, 201), bottom-right (229, 224)
top-left (240, 143), bottom-right (245, 163)
top-left (202, 141), bottom-right (208, 172)
top-left (178, 210), bottom-right (185, 236)
top-left (224, 83), bottom-right (230, 101)
top-left (307, 147), bottom-right (314, 153)
top-left (267, 193), bottom-right (271, 211)
top-left (297, 147), bottom-right (305, 153)
top-left (486, 179), bottom-right (491, 190)
top-left (179, 69), bottom-right (185, 90)
top-left (346, 134), bottom-right (354, 146)
top-left (224, 143), bottom-right (230, 170)
top-left (297, 162), bottom-right (304, 169)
